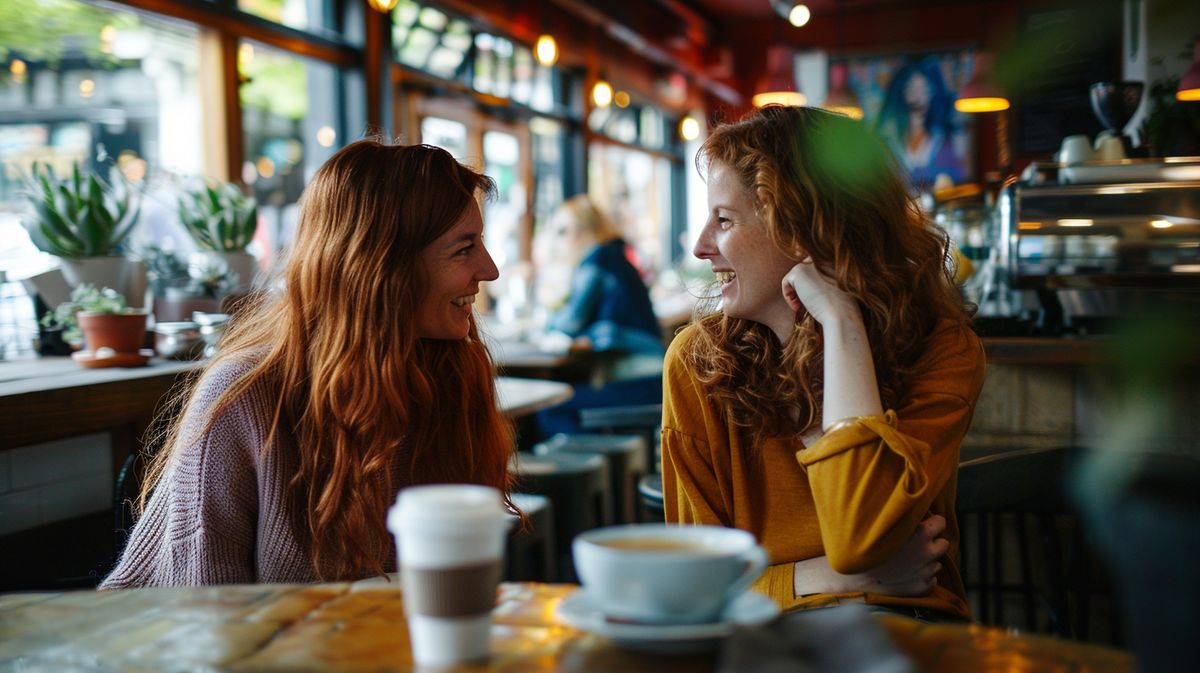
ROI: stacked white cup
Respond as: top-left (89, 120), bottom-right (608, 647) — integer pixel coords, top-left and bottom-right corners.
top-left (388, 484), bottom-right (510, 668)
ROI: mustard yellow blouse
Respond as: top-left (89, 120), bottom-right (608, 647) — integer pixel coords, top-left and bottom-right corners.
top-left (661, 320), bottom-right (986, 617)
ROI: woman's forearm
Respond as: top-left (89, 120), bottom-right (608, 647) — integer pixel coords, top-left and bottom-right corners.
top-left (820, 311), bottom-right (883, 430)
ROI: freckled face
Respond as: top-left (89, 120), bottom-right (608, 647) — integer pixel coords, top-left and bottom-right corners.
top-left (415, 202), bottom-right (499, 340)
top-left (693, 162), bottom-right (798, 337)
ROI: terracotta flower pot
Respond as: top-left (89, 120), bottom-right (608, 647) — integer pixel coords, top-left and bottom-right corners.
top-left (77, 311), bottom-right (149, 354)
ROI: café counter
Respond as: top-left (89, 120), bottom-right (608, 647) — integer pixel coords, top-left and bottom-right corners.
top-left (0, 580), bottom-right (1134, 672)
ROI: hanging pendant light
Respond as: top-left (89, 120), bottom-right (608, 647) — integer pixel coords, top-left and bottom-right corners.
top-left (1177, 42), bottom-right (1200, 102)
top-left (592, 77), bottom-right (613, 108)
top-left (535, 34), bottom-right (559, 67)
top-left (367, 0), bottom-right (400, 13)
top-left (821, 3), bottom-right (862, 119)
top-left (955, 52), bottom-right (1009, 113)
top-left (753, 46), bottom-right (806, 108)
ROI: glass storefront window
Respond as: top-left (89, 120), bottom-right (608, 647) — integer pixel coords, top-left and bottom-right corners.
top-left (393, 1), bottom-right (470, 80)
top-left (237, 0), bottom-right (336, 38)
top-left (420, 116), bottom-right (468, 159)
top-left (239, 40), bottom-right (340, 267)
top-left (0, 0), bottom-right (205, 356)
top-left (587, 142), bottom-right (672, 276)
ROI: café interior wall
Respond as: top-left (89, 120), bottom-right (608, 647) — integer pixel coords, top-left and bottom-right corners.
top-left (1121, 0), bottom-right (1200, 144)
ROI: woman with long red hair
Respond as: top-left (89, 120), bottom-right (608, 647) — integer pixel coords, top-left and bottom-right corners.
top-left (663, 106), bottom-right (985, 621)
top-left (102, 140), bottom-right (516, 587)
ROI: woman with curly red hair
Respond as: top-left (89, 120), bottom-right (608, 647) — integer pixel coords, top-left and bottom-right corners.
top-left (663, 106), bottom-right (985, 620)
top-left (103, 140), bottom-right (516, 587)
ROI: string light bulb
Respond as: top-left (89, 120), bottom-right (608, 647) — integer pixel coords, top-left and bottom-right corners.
top-left (679, 115), bottom-right (701, 141)
top-left (592, 78), bottom-right (613, 108)
top-left (534, 34), bottom-right (558, 67)
top-left (366, 0), bottom-right (400, 13)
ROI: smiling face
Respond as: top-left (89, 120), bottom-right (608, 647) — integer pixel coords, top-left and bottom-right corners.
top-left (694, 162), bottom-right (799, 341)
top-left (415, 201), bottom-right (499, 340)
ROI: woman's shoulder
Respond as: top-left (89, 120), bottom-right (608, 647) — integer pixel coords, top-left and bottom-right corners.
top-left (909, 318), bottom-right (986, 399)
top-left (665, 321), bottom-right (705, 363)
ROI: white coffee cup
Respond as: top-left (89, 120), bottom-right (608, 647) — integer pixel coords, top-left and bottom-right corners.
top-left (1059, 135), bottom-right (1095, 164)
top-left (388, 484), bottom-right (510, 668)
top-left (572, 523), bottom-right (769, 625)
top-left (1095, 135), bottom-right (1126, 161)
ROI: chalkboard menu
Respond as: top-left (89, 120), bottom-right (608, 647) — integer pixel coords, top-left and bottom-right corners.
top-left (1013, 3), bottom-right (1122, 156)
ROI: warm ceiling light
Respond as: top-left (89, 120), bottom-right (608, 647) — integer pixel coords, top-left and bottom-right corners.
top-left (316, 126), bottom-right (337, 148)
top-left (1178, 42), bottom-right (1200, 101)
top-left (1151, 219), bottom-right (1174, 229)
top-left (789, 4), bottom-right (811, 27)
top-left (822, 62), bottom-right (862, 119)
top-left (592, 79), bottom-right (613, 108)
top-left (753, 47), bottom-right (805, 108)
top-left (534, 34), bottom-right (558, 67)
top-left (752, 91), bottom-right (807, 107)
top-left (955, 53), bottom-right (1010, 113)
top-left (770, 1), bottom-right (810, 28)
top-left (614, 90), bottom-right (630, 108)
top-left (366, 0), bottom-right (400, 13)
top-left (79, 79), bottom-right (95, 98)
top-left (1058, 219), bottom-right (1093, 227)
top-left (679, 115), bottom-right (701, 141)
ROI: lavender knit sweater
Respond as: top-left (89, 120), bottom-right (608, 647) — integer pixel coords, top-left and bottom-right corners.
top-left (101, 358), bottom-right (394, 588)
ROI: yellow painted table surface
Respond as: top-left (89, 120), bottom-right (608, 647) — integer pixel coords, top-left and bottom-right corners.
top-left (0, 581), bottom-right (1133, 672)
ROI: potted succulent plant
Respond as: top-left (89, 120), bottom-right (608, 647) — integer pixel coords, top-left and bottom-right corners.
top-left (177, 180), bottom-right (259, 289)
top-left (41, 284), bottom-right (148, 357)
top-left (22, 162), bottom-right (140, 297)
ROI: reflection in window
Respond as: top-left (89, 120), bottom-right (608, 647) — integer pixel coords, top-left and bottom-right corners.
top-left (239, 41), bottom-right (339, 266)
top-left (420, 116), bottom-right (468, 160)
top-left (588, 143), bottom-right (672, 276)
top-left (587, 98), bottom-right (667, 151)
top-left (393, 1), bottom-right (470, 80)
top-left (238, 0), bottom-right (335, 37)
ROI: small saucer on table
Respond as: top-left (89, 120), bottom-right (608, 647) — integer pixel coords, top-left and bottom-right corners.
top-left (555, 588), bottom-right (780, 654)
top-left (71, 348), bottom-right (154, 369)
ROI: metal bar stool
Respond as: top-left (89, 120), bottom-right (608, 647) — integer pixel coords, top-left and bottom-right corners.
top-left (509, 451), bottom-right (610, 582)
top-left (579, 403), bottom-right (663, 473)
top-left (534, 433), bottom-right (648, 524)
top-left (506, 493), bottom-right (557, 582)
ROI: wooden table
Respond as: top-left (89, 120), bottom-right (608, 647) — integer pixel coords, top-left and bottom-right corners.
top-left (0, 581), bottom-right (1134, 672)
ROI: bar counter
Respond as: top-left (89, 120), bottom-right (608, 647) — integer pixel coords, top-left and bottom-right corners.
top-left (0, 580), bottom-right (1134, 672)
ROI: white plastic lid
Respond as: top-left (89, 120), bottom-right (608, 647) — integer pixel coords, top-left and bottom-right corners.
top-left (387, 484), bottom-right (506, 535)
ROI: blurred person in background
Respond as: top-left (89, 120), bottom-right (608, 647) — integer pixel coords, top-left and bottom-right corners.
top-left (663, 105), bottom-right (984, 620)
top-left (103, 140), bottom-right (519, 588)
top-left (535, 195), bottom-right (664, 436)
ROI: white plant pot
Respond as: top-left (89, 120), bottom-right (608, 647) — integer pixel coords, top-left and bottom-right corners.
top-left (206, 251), bottom-right (259, 290)
top-left (59, 256), bottom-right (130, 294)
top-left (57, 256), bottom-right (146, 308)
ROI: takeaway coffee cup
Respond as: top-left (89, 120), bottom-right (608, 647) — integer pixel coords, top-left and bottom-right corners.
top-left (572, 523), bottom-right (769, 625)
top-left (388, 484), bottom-right (509, 668)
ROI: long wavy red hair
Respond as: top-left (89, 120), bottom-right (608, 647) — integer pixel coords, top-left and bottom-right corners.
top-left (691, 106), bottom-right (972, 445)
top-left (139, 140), bottom-right (518, 580)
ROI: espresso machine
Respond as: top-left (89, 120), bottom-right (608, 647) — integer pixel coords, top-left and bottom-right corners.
top-left (993, 158), bottom-right (1200, 334)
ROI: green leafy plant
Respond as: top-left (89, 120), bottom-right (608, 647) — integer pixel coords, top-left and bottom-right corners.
top-left (177, 181), bottom-right (258, 252)
top-left (40, 284), bottom-right (131, 342)
top-left (140, 245), bottom-right (191, 295)
top-left (1141, 36), bottom-right (1200, 157)
top-left (22, 163), bottom-right (140, 258)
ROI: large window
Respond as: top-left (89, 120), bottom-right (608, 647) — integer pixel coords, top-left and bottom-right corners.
top-left (587, 143), bottom-right (673, 276)
top-left (239, 40), bottom-right (343, 264)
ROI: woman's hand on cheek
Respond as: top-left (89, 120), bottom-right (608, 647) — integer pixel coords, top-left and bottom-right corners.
top-left (782, 258), bottom-right (856, 325)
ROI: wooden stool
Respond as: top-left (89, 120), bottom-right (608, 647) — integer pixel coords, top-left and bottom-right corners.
top-left (509, 451), bottom-right (610, 582)
top-left (506, 493), bottom-right (557, 582)
top-left (534, 433), bottom-right (648, 524)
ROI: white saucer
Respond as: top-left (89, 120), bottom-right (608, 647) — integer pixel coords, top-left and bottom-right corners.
top-left (556, 589), bottom-right (780, 653)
